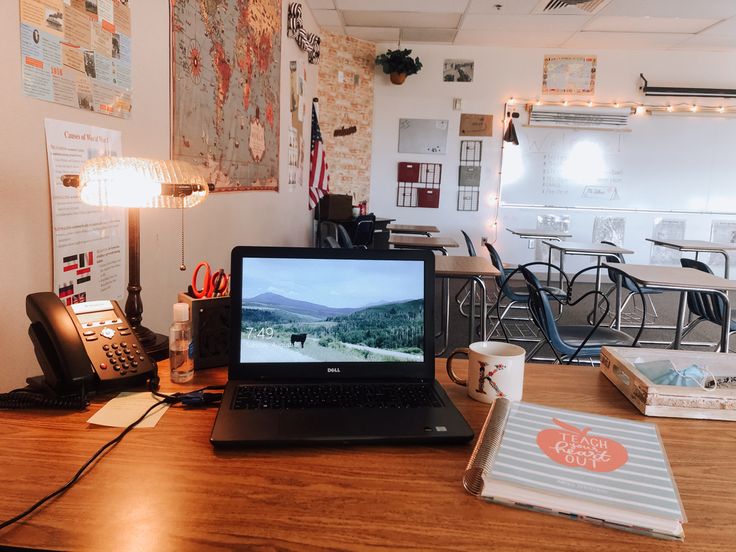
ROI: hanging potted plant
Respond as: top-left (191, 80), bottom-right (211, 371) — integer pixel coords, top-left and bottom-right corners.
top-left (375, 48), bottom-right (423, 85)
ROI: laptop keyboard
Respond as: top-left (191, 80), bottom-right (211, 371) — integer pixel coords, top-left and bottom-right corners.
top-left (232, 383), bottom-right (444, 410)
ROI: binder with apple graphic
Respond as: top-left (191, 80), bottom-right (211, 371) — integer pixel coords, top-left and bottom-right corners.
top-left (464, 399), bottom-right (686, 540)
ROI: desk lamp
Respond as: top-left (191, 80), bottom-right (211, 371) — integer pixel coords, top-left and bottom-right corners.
top-left (62, 157), bottom-right (209, 359)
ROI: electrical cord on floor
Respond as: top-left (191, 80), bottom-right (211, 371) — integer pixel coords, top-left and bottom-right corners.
top-left (0, 382), bottom-right (224, 531)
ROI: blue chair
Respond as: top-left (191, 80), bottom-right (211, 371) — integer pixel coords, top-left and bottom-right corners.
top-left (455, 231), bottom-right (480, 317)
top-left (519, 263), bottom-right (643, 363)
top-left (679, 258), bottom-right (736, 350)
top-left (601, 240), bottom-right (660, 323)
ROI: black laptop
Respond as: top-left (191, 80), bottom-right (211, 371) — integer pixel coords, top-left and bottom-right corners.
top-left (210, 246), bottom-right (473, 446)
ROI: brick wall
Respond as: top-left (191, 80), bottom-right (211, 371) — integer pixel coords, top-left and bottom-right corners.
top-left (316, 31), bottom-right (375, 206)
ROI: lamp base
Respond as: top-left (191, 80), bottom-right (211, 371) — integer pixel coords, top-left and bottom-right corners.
top-left (133, 324), bottom-right (169, 361)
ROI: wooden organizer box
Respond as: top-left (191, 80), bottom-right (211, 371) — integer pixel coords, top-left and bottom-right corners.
top-left (600, 346), bottom-right (736, 421)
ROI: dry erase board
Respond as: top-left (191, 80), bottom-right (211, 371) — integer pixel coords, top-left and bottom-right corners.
top-left (398, 118), bottom-right (448, 154)
top-left (500, 115), bottom-right (736, 214)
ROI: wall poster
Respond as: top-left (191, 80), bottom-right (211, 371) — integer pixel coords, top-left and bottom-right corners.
top-left (171, 0), bottom-right (282, 191)
top-left (44, 118), bottom-right (126, 305)
top-left (20, 0), bottom-right (132, 117)
top-left (542, 55), bottom-right (596, 95)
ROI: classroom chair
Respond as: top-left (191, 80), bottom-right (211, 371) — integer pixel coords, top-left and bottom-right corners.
top-left (679, 258), bottom-right (736, 351)
top-left (518, 263), bottom-right (644, 364)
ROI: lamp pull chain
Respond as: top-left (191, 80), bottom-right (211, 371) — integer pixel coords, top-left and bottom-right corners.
top-left (179, 203), bottom-right (186, 271)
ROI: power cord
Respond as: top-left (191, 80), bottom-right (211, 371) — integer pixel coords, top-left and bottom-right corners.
top-left (0, 382), bottom-right (224, 531)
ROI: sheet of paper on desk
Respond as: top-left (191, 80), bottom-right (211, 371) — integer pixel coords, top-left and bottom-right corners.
top-left (87, 392), bottom-right (170, 428)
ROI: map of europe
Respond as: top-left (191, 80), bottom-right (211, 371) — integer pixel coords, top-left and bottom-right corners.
top-left (172, 0), bottom-right (281, 191)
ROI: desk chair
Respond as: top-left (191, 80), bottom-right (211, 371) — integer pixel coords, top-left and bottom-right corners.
top-left (679, 258), bottom-right (736, 351)
top-left (351, 214), bottom-right (376, 248)
top-left (484, 245), bottom-right (565, 342)
top-left (601, 240), bottom-right (660, 323)
top-left (319, 221), bottom-right (354, 249)
top-left (519, 264), bottom-right (643, 364)
top-left (455, 230), bottom-right (480, 317)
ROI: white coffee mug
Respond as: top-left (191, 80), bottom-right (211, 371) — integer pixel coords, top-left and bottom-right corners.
top-left (446, 341), bottom-right (526, 403)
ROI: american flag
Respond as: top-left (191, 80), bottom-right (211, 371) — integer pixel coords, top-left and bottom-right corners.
top-left (308, 100), bottom-right (330, 209)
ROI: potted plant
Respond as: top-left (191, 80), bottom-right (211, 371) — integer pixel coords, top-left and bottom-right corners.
top-left (375, 48), bottom-right (423, 85)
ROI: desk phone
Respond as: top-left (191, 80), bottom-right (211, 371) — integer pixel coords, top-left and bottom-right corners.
top-left (26, 292), bottom-right (157, 396)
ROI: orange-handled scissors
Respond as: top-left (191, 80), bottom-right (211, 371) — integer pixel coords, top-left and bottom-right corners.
top-left (191, 261), bottom-right (229, 298)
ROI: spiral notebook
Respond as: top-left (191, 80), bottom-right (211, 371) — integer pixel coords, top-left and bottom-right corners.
top-left (464, 399), bottom-right (686, 540)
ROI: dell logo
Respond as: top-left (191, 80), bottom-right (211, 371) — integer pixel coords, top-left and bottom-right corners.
top-left (327, 367), bottom-right (341, 373)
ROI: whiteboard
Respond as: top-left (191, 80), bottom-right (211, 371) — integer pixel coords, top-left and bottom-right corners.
top-left (500, 114), bottom-right (736, 214)
top-left (398, 118), bottom-right (448, 154)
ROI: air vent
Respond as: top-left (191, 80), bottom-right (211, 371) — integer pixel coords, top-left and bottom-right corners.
top-left (537, 0), bottom-right (610, 13)
top-left (529, 105), bottom-right (630, 129)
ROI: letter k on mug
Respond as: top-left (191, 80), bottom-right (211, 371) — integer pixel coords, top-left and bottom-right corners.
top-left (446, 341), bottom-right (525, 403)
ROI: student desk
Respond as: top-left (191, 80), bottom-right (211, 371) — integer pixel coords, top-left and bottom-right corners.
top-left (645, 238), bottom-right (736, 279)
top-left (386, 223), bottom-right (440, 236)
top-left (434, 256), bottom-right (499, 355)
top-left (388, 234), bottom-right (459, 255)
top-left (603, 263), bottom-right (736, 352)
top-left (1, 362), bottom-right (735, 551)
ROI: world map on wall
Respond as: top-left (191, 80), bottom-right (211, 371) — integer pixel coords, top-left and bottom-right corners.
top-left (171, 0), bottom-right (281, 191)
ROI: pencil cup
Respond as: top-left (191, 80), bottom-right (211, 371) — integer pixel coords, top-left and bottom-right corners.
top-left (446, 341), bottom-right (526, 403)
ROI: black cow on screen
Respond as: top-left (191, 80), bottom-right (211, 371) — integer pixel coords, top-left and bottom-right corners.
top-left (290, 333), bottom-right (307, 348)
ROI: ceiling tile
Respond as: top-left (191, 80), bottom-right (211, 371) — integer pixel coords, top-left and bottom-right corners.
top-left (312, 9), bottom-right (342, 27)
top-left (454, 29), bottom-right (573, 47)
top-left (342, 11), bottom-right (461, 28)
top-left (345, 26), bottom-right (400, 42)
top-left (336, 0), bottom-right (468, 13)
top-left (305, 0), bottom-right (335, 10)
top-left (321, 25), bottom-right (346, 35)
top-left (598, 0), bottom-right (736, 19)
top-left (672, 33), bottom-right (736, 51)
top-left (467, 0), bottom-right (539, 14)
top-left (461, 14), bottom-right (589, 31)
top-left (562, 31), bottom-right (693, 49)
top-left (698, 16), bottom-right (736, 36)
top-left (400, 28), bottom-right (457, 43)
top-left (584, 16), bottom-right (718, 33)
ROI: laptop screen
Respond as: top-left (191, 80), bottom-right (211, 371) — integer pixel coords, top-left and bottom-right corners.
top-left (229, 247), bottom-right (434, 380)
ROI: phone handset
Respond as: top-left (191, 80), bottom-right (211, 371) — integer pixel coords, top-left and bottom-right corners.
top-left (26, 292), bottom-right (96, 395)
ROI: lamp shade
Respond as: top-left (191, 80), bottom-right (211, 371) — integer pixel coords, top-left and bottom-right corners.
top-left (78, 156), bottom-right (208, 209)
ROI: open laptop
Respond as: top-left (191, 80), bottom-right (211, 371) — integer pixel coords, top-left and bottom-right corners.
top-left (210, 246), bottom-right (473, 446)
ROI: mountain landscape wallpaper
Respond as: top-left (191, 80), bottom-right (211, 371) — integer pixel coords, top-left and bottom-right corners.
top-left (239, 258), bottom-right (425, 363)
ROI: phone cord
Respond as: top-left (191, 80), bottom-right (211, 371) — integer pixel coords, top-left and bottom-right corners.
top-left (0, 389), bottom-right (88, 410)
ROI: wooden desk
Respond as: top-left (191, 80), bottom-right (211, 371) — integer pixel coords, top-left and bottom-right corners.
top-left (434, 256), bottom-right (500, 355)
top-left (646, 238), bottom-right (736, 279)
top-left (603, 263), bottom-right (736, 351)
top-left (1, 361), bottom-right (734, 550)
top-left (388, 235), bottom-right (459, 255)
top-left (387, 224), bottom-right (440, 236)
top-left (506, 227), bottom-right (573, 240)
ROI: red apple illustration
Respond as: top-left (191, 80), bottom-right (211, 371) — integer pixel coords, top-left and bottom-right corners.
top-left (536, 418), bottom-right (628, 473)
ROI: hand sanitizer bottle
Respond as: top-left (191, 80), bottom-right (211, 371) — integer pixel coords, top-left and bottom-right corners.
top-left (169, 303), bottom-right (194, 383)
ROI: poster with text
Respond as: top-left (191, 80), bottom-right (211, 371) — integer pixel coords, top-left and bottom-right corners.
top-left (44, 118), bottom-right (126, 305)
top-left (21, 0), bottom-right (132, 117)
top-left (542, 55), bottom-right (596, 95)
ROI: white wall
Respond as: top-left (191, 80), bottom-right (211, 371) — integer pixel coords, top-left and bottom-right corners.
top-left (370, 45), bottom-right (736, 273)
top-left (0, 0), bottom-right (319, 390)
